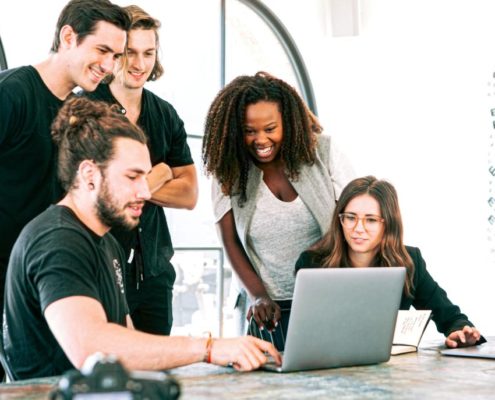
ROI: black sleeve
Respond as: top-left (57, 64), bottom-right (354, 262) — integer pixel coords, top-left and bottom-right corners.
top-left (0, 79), bottom-right (22, 146)
top-left (29, 229), bottom-right (103, 313)
top-left (409, 247), bottom-right (474, 336)
top-left (295, 251), bottom-right (322, 275)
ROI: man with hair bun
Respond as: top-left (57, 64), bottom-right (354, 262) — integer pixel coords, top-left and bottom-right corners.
top-left (3, 97), bottom-right (280, 380)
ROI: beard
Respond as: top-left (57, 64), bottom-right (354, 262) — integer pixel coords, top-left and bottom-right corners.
top-left (96, 178), bottom-right (140, 231)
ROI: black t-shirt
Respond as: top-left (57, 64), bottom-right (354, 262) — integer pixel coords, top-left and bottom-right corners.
top-left (0, 66), bottom-right (64, 272)
top-left (3, 205), bottom-right (128, 380)
top-left (82, 84), bottom-right (194, 281)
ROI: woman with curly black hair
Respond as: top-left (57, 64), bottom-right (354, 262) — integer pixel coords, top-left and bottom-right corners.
top-left (202, 72), bottom-right (354, 348)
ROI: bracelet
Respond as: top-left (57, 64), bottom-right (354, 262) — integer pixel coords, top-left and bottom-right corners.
top-left (204, 332), bottom-right (213, 363)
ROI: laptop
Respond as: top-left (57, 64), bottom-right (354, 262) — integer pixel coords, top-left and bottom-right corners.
top-left (262, 267), bottom-right (406, 372)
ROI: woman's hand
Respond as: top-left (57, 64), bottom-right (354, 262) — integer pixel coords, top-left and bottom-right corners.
top-left (247, 296), bottom-right (281, 331)
top-left (445, 325), bottom-right (482, 348)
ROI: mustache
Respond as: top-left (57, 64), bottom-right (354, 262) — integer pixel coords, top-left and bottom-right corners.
top-left (126, 201), bottom-right (146, 208)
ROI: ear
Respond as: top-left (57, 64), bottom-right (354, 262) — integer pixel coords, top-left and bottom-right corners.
top-left (78, 160), bottom-right (101, 192)
top-left (59, 25), bottom-right (77, 50)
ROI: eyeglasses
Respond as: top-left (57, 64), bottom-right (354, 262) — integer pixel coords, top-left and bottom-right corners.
top-left (338, 213), bottom-right (384, 232)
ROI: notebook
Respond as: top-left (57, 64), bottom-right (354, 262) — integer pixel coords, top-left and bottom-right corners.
top-left (262, 267), bottom-right (406, 372)
top-left (441, 339), bottom-right (495, 359)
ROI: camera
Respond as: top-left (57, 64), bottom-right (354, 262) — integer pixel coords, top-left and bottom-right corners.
top-left (50, 353), bottom-right (181, 400)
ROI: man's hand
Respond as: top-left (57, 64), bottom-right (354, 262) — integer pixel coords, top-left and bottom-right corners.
top-left (209, 336), bottom-right (281, 371)
top-left (445, 325), bottom-right (482, 348)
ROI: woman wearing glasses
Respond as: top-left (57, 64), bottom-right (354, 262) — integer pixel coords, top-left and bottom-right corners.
top-left (296, 176), bottom-right (484, 348)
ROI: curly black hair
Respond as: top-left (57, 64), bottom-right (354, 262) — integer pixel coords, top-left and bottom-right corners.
top-left (202, 71), bottom-right (322, 205)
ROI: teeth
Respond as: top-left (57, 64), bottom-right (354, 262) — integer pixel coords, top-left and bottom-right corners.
top-left (90, 67), bottom-right (104, 80)
top-left (256, 146), bottom-right (272, 155)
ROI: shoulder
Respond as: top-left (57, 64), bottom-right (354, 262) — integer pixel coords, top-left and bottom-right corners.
top-left (12, 207), bottom-right (97, 272)
top-left (211, 178), bottom-right (232, 222)
top-left (143, 89), bottom-right (178, 116)
top-left (0, 66), bottom-right (39, 98)
top-left (22, 206), bottom-right (92, 242)
top-left (405, 245), bottom-right (427, 278)
top-left (79, 83), bottom-right (113, 103)
top-left (295, 250), bottom-right (323, 273)
top-left (405, 245), bottom-right (423, 261)
top-left (314, 134), bottom-right (332, 157)
top-left (0, 66), bottom-right (33, 84)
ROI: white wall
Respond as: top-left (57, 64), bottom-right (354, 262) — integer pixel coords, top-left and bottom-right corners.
top-left (265, 0), bottom-right (495, 337)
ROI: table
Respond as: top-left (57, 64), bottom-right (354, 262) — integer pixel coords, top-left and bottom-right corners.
top-left (1, 339), bottom-right (494, 399)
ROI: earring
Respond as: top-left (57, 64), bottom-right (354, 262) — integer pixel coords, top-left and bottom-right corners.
top-left (88, 182), bottom-right (95, 190)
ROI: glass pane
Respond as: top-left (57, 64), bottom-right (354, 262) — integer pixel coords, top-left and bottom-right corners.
top-left (225, 0), bottom-right (299, 91)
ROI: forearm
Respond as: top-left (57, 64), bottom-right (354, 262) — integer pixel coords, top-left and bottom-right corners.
top-left (218, 220), bottom-right (269, 299)
top-left (149, 164), bottom-right (198, 209)
top-left (69, 320), bottom-right (206, 370)
top-left (150, 177), bottom-right (198, 209)
top-left (147, 162), bottom-right (173, 194)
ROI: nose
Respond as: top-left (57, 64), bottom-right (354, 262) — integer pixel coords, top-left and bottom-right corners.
top-left (354, 217), bottom-right (366, 232)
top-left (137, 177), bottom-right (151, 201)
top-left (134, 54), bottom-right (145, 71)
top-left (254, 131), bottom-right (268, 144)
top-left (100, 54), bottom-right (116, 75)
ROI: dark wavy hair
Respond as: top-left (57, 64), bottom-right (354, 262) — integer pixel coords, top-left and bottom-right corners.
top-left (310, 176), bottom-right (415, 297)
top-left (51, 96), bottom-right (147, 191)
top-left (50, 0), bottom-right (131, 53)
top-left (202, 71), bottom-right (322, 205)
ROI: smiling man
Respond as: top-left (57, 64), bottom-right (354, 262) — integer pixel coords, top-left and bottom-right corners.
top-left (3, 97), bottom-right (280, 380)
top-left (82, 5), bottom-right (198, 336)
top-left (0, 1), bottom-right (131, 361)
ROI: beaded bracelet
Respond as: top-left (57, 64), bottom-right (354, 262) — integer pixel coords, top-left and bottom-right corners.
top-left (204, 331), bottom-right (213, 363)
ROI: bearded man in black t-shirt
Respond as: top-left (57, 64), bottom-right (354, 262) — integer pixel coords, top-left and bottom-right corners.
top-left (3, 96), bottom-right (280, 381)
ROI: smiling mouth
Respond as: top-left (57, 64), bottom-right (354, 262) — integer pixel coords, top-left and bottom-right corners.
top-left (255, 145), bottom-right (274, 157)
top-left (127, 203), bottom-right (145, 217)
top-left (90, 66), bottom-right (106, 82)
top-left (129, 71), bottom-right (145, 78)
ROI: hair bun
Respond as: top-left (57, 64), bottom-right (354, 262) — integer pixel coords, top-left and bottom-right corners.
top-left (69, 115), bottom-right (78, 126)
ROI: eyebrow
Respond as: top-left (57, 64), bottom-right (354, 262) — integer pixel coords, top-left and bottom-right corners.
top-left (344, 212), bottom-right (381, 217)
top-left (127, 167), bottom-right (151, 175)
top-left (98, 44), bottom-right (120, 54)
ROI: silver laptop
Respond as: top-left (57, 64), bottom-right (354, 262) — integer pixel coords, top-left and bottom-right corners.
top-left (263, 267), bottom-right (406, 372)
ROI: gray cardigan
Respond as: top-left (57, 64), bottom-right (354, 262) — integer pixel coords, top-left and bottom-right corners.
top-left (212, 134), bottom-right (355, 304)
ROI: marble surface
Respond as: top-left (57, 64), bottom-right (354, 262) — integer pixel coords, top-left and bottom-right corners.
top-left (1, 339), bottom-right (494, 399)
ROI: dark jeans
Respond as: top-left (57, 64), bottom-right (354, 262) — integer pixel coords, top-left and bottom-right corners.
top-left (125, 265), bottom-right (175, 335)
